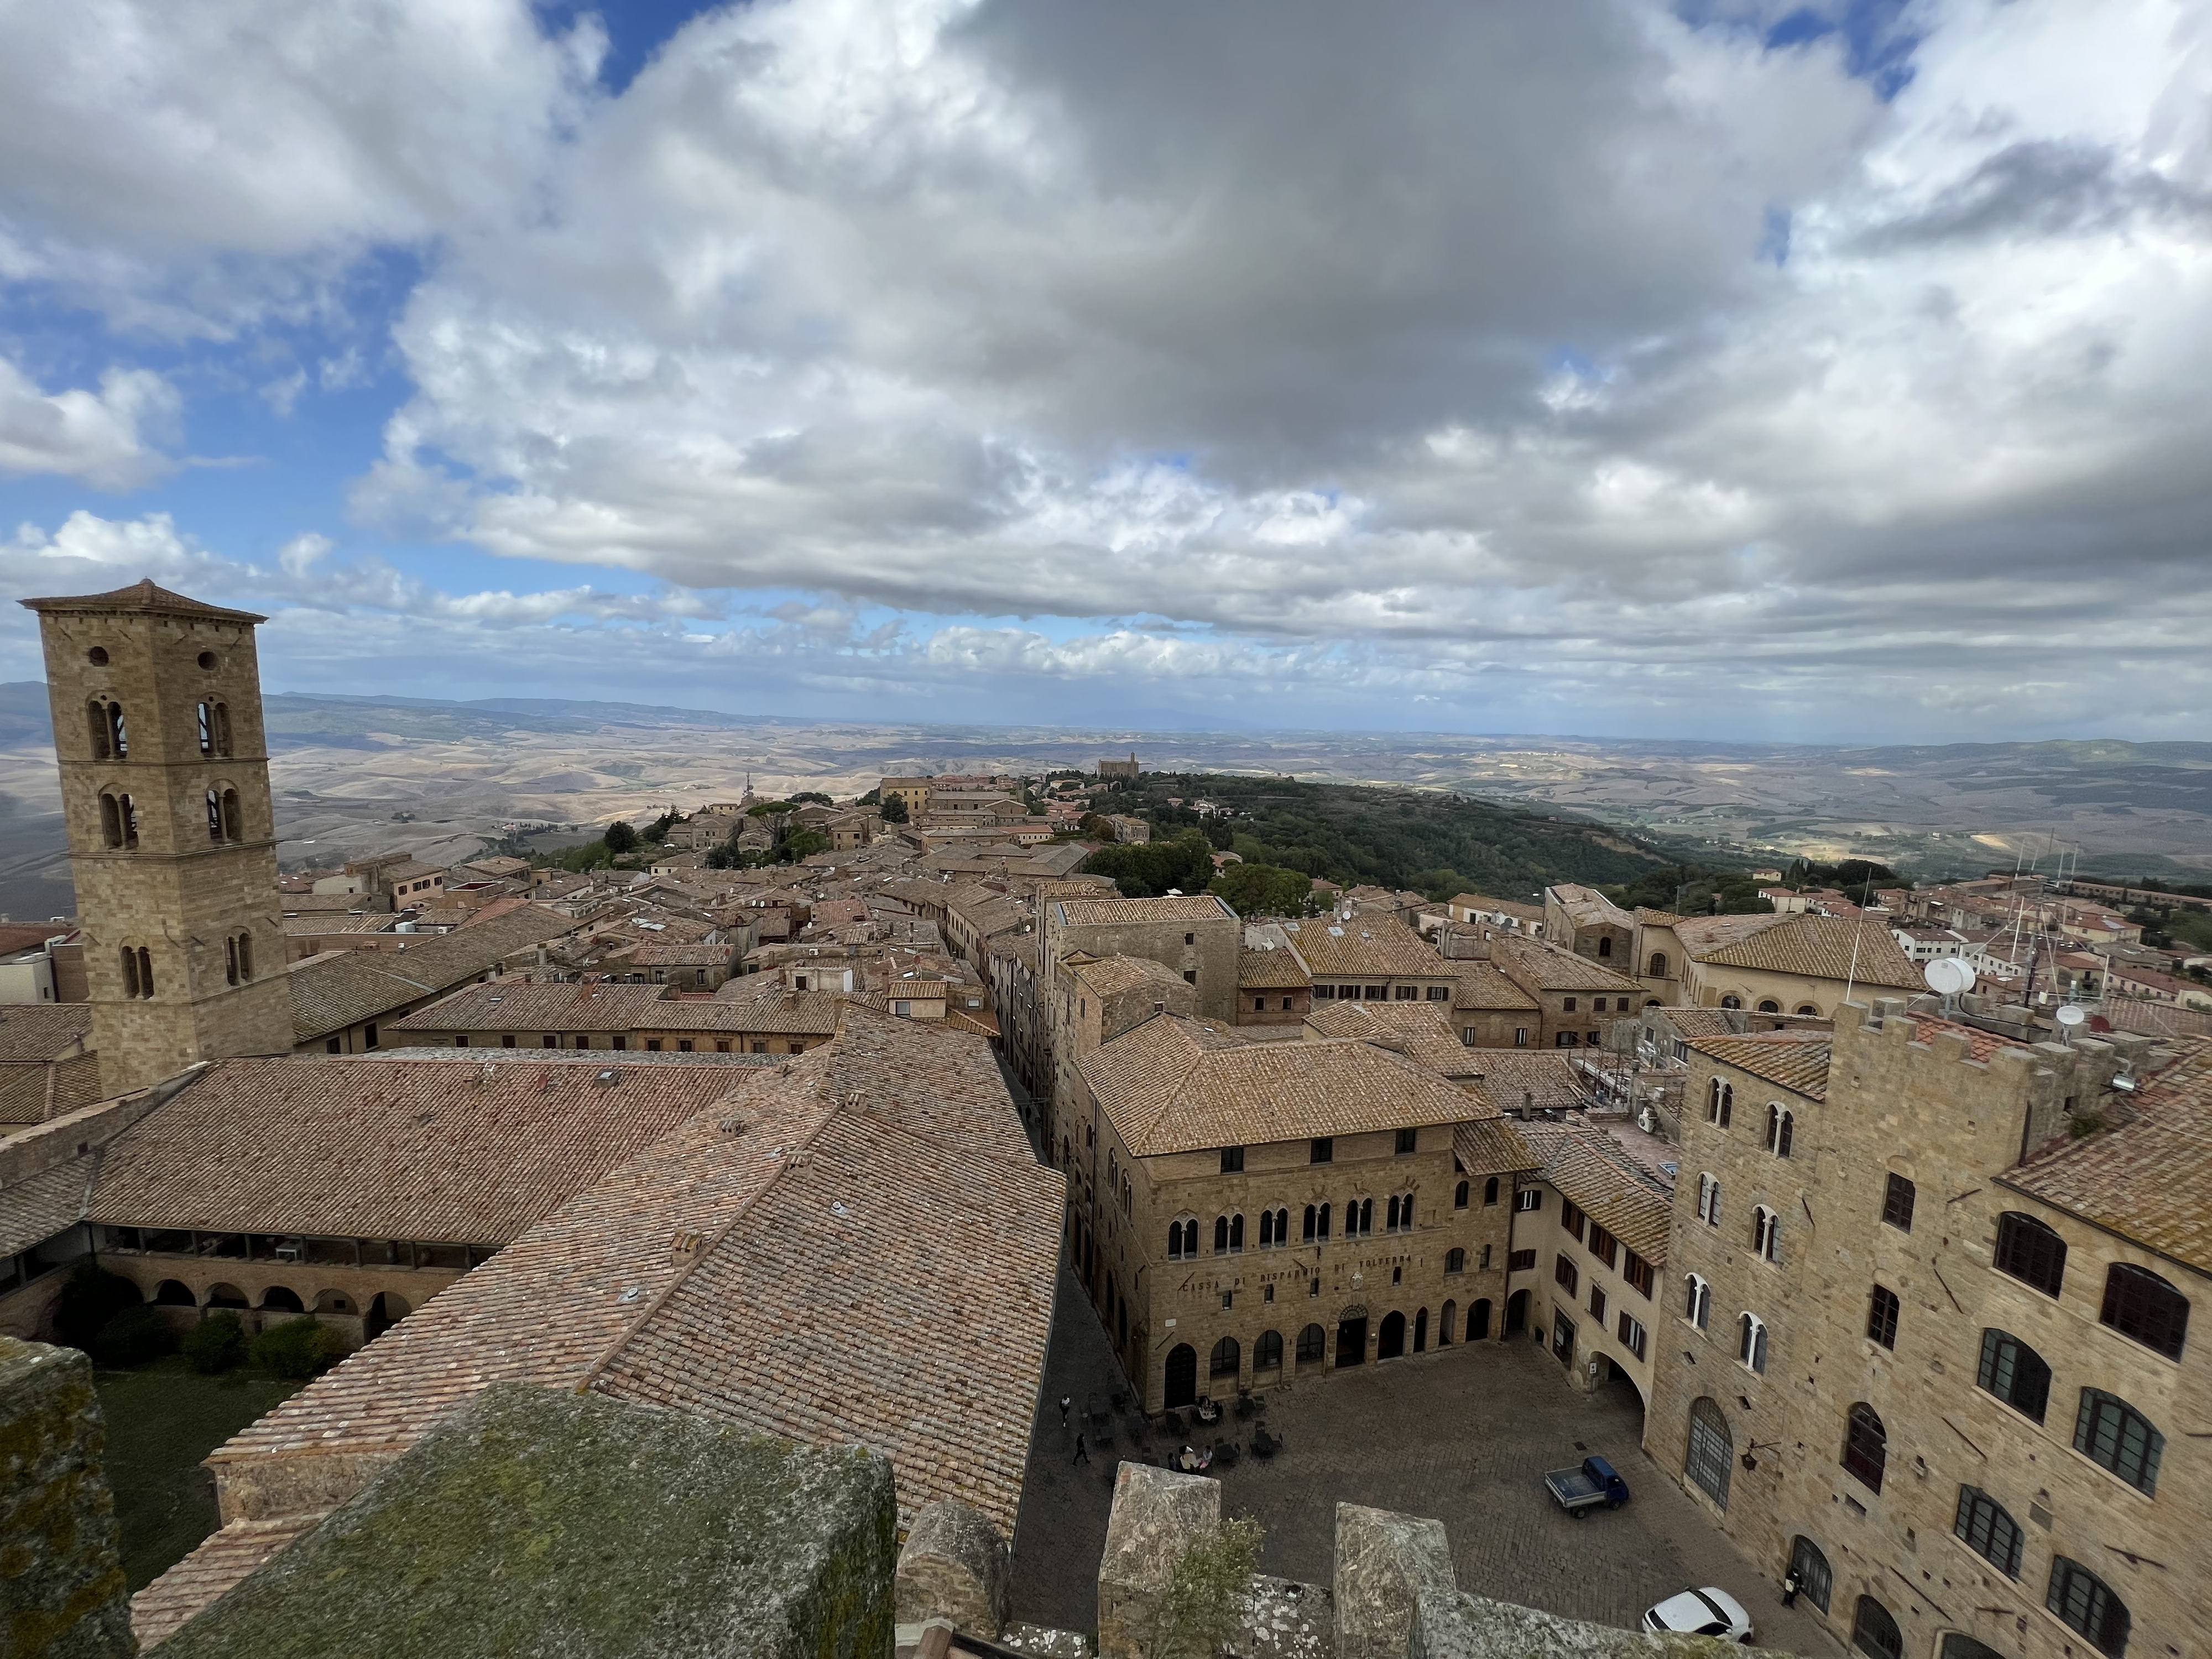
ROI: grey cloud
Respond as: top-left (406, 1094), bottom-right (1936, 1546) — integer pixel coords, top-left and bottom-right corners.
top-left (1850, 140), bottom-right (2212, 252)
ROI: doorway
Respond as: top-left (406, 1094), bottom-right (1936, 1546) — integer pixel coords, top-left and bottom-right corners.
top-left (1378, 1311), bottom-right (1406, 1359)
top-left (1336, 1316), bottom-right (1368, 1366)
top-left (1164, 1343), bottom-right (1197, 1408)
top-left (1504, 1290), bottom-right (1528, 1335)
top-left (1471, 1298), bottom-right (1493, 1340)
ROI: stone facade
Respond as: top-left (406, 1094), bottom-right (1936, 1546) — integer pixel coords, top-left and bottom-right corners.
top-left (23, 583), bottom-right (294, 1095)
top-left (0, 1337), bottom-right (134, 1658)
top-left (1646, 1001), bottom-right (2199, 1659)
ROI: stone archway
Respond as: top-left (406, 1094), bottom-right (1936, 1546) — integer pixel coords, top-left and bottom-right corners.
top-left (1164, 1343), bottom-right (1197, 1409)
top-left (365, 1291), bottom-right (411, 1342)
top-left (1504, 1290), bottom-right (1527, 1335)
top-left (1335, 1312), bottom-right (1368, 1368)
top-left (1378, 1311), bottom-right (1406, 1360)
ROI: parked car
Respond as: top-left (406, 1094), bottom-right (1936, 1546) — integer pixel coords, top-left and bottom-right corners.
top-left (1541, 1454), bottom-right (1629, 1517)
top-left (1641, 1587), bottom-right (1753, 1644)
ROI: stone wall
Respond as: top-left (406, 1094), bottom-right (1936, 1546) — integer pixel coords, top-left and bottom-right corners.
top-left (0, 1337), bottom-right (133, 1658)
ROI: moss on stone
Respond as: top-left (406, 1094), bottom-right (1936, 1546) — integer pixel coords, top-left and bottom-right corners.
top-left (156, 1383), bottom-right (898, 1659)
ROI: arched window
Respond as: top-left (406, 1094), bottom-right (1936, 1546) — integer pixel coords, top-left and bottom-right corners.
top-left (221, 787), bottom-right (241, 841)
top-left (1720, 994), bottom-right (1741, 1010)
top-left (1953, 1485), bottom-right (2023, 1578)
top-left (1851, 1597), bottom-right (1902, 1659)
top-left (121, 945), bottom-right (139, 999)
top-left (1296, 1323), bottom-right (1326, 1363)
top-left (107, 702), bottom-right (128, 760)
top-left (1685, 1272), bottom-right (1711, 1329)
top-left (1765, 1103), bottom-right (1780, 1150)
top-left (1794, 1004), bottom-right (1819, 1016)
top-left (225, 935), bottom-right (239, 987)
top-left (1738, 1312), bottom-right (1768, 1373)
top-left (1259, 1208), bottom-right (1276, 1248)
top-left (1387, 1194), bottom-right (1402, 1231)
top-left (1706, 1077), bottom-right (1721, 1123)
top-left (1229, 1213), bottom-right (1244, 1251)
top-left (2099, 1262), bottom-right (2189, 1360)
top-left (1841, 1402), bottom-right (1887, 1492)
top-left (1753, 1206), bottom-right (1779, 1262)
top-left (1214, 1215), bottom-right (1229, 1254)
top-left (1649, 951), bottom-right (1667, 977)
top-left (212, 702), bottom-right (232, 757)
top-left (1777, 1110), bottom-right (1793, 1157)
top-left (2047, 1557), bottom-right (2130, 1657)
top-left (1597, 936), bottom-right (1612, 957)
top-left (1209, 1335), bottom-right (1241, 1378)
top-left (1446, 1247), bottom-right (1465, 1274)
top-left (1787, 1536), bottom-right (1832, 1614)
top-left (1483, 1176), bottom-right (1499, 1206)
top-left (1168, 1219), bottom-right (1196, 1259)
top-left (206, 788), bottom-right (225, 843)
top-left (1756, 999), bottom-right (1780, 1013)
top-left (1302, 1203), bottom-right (1319, 1242)
top-left (2074, 1389), bottom-right (2163, 1494)
top-left (1439, 1301), bottom-right (1457, 1344)
top-left (1454, 1180), bottom-right (1468, 1209)
top-left (1976, 1328), bottom-right (2051, 1422)
top-left (1350, 1197), bottom-right (1371, 1235)
top-left (1254, 1329), bottom-right (1283, 1371)
top-left (1696, 1173), bottom-right (1720, 1226)
top-left (1994, 1211), bottom-right (2066, 1296)
top-left (99, 792), bottom-right (124, 849)
top-left (1685, 1397), bottom-right (1732, 1507)
top-left (87, 701), bottom-right (112, 761)
top-left (1719, 1083), bottom-right (1731, 1126)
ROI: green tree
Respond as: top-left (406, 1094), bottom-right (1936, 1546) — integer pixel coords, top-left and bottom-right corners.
top-left (95, 1305), bottom-right (177, 1368)
top-left (603, 819), bottom-right (640, 855)
top-left (182, 1311), bottom-right (247, 1374)
top-left (1209, 862), bottom-right (1316, 918)
top-left (252, 1316), bottom-right (345, 1380)
top-left (779, 828), bottom-right (832, 863)
top-left (879, 795), bottom-right (909, 824)
top-left (1083, 833), bottom-right (1217, 899)
top-left (790, 791), bottom-right (834, 806)
top-left (1145, 1517), bottom-right (1266, 1659)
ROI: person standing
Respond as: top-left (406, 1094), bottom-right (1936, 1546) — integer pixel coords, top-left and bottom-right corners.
top-left (1781, 1569), bottom-right (1801, 1609)
top-left (1059, 1395), bottom-right (1072, 1430)
top-left (1073, 1434), bottom-right (1091, 1466)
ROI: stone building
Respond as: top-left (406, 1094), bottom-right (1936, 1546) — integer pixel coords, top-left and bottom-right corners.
top-left (1640, 911), bottom-right (1922, 1018)
top-left (1646, 1000), bottom-right (2205, 1659)
top-left (1065, 1013), bottom-right (1527, 1411)
top-left (22, 581), bottom-right (296, 1094)
top-left (1485, 938), bottom-right (1646, 1050)
top-left (1447, 960), bottom-right (1542, 1048)
top-left (1292, 915), bottom-right (1459, 1009)
top-left (1544, 883), bottom-right (1635, 966)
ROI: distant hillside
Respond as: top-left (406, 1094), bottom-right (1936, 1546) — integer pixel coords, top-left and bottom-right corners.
top-left (1124, 771), bottom-right (1687, 899)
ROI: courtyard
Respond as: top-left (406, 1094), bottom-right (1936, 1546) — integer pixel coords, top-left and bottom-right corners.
top-left (1010, 1267), bottom-right (1839, 1655)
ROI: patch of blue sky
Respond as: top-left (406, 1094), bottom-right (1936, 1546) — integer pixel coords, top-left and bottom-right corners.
top-left (1676, 0), bottom-right (1920, 101)
top-left (531, 0), bottom-right (729, 96)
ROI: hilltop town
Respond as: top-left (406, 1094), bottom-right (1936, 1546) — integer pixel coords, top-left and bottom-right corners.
top-left (4, 582), bottom-right (2208, 1659)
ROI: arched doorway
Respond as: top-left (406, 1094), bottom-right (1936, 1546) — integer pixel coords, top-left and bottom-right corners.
top-left (1336, 1313), bottom-right (1368, 1367)
top-left (1439, 1301), bottom-right (1457, 1345)
top-left (1412, 1308), bottom-right (1428, 1352)
top-left (365, 1291), bottom-right (410, 1341)
top-left (1503, 1290), bottom-right (1526, 1335)
top-left (1685, 1397), bottom-right (1733, 1508)
top-left (1937, 1638), bottom-right (2005, 1659)
top-left (153, 1280), bottom-right (194, 1305)
top-left (1377, 1311), bottom-right (1406, 1359)
top-left (1471, 1298), bottom-right (1493, 1340)
top-left (1787, 1536), bottom-right (1833, 1616)
top-left (1164, 1343), bottom-right (1198, 1408)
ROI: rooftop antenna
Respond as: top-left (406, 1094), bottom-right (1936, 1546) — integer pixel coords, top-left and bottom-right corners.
top-left (1923, 954), bottom-right (1972, 1013)
top-left (2054, 1003), bottom-right (2086, 1045)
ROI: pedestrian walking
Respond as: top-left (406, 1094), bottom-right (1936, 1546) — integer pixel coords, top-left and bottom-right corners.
top-left (1781, 1569), bottom-right (1801, 1609)
top-left (1059, 1395), bottom-right (1072, 1430)
top-left (1073, 1434), bottom-right (1090, 1466)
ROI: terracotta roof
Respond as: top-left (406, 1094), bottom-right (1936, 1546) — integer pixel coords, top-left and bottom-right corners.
top-left (0, 1153), bottom-right (100, 1255)
top-left (1081, 1018), bottom-right (1495, 1156)
top-left (1282, 919), bottom-right (1452, 980)
top-left (1456, 1051), bottom-right (1593, 1115)
top-left (620, 945), bottom-right (733, 966)
top-left (1519, 1120), bottom-right (1673, 1261)
top-left (286, 907), bottom-right (579, 1043)
top-left (1648, 1008), bottom-right (1741, 1039)
top-left (389, 982), bottom-right (670, 1033)
top-left (1239, 947), bottom-right (1312, 990)
top-left (1300, 1002), bottom-right (1483, 1077)
top-left (1677, 912), bottom-right (1922, 990)
top-left (132, 1517), bottom-right (316, 1652)
top-left (1686, 1031), bottom-right (1833, 1102)
top-left (1634, 907), bottom-right (1688, 926)
top-left (1452, 1117), bottom-right (1542, 1178)
top-left (19, 578), bottom-right (265, 623)
top-left (1068, 954), bottom-right (1190, 1000)
top-left (204, 1008), bottom-right (1058, 1541)
top-left (1052, 895), bottom-right (1234, 927)
top-left (85, 1056), bottom-right (748, 1241)
top-left (1449, 962), bottom-right (1540, 1012)
top-left (1487, 938), bottom-right (1643, 994)
top-left (0, 1003), bottom-right (92, 1061)
top-left (1999, 1039), bottom-right (2212, 1276)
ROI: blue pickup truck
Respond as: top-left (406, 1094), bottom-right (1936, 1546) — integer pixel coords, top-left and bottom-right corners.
top-left (1543, 1454), bottom-right (1630, 1517)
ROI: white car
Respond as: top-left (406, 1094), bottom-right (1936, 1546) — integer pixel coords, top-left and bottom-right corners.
top-left (1641, 1587), bottom-right (1754, 1644)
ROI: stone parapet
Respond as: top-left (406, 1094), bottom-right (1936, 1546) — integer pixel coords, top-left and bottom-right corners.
top-left (0, 1336), bottom-right (133, 1659)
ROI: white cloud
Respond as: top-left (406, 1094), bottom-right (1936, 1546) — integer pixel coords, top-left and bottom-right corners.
top-left (0, 359), bottom-right (176, 488)
top-left (0, 0), bottom-right (2206, 737)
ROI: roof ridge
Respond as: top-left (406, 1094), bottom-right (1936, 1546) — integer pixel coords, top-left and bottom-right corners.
top-left (572, 1078), bottom-right (842, 1395)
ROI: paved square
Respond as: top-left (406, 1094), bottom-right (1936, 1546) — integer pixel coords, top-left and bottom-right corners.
top-left (1010, 1269), bottom-right (1839, 1655)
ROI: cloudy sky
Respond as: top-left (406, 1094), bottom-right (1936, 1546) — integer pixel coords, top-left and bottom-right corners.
top-left (0, 0), bottom-right (2205, 742)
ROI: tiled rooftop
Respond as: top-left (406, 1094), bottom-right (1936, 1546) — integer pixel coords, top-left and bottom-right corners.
top-left (1449, 962), bottom-right (1540, 1011)
top-left (1676, 912), bottom-right (1922, 990)
top-left (389, 981), bottom-right (669, 1032)
top-left (85, 1055), bottom-right (746, 1240)
top-left (1686, 1031), bottom-right (1833, 1102)
top-left (0, 1003), bottom-right (92, 1061)
top-left (1486, 938), bottom-right (1644, 994)
top-left (1285, 919), bottom-right (1453, 980)
top-left (286, 906), bottom-right (580, 1043)
top-left (1519, 1119), bottom-right (1673, 1262)
top-left (1082, 1017), bottom-right (1497, 1155)
top-left (1052, 894), bottom-right (1234, 927)
top-left (2000, 1037), bottom-right (2212, 1274)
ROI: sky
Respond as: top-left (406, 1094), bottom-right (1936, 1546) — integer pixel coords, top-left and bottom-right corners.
top-left (0, 0), bottom-right (2206, 743)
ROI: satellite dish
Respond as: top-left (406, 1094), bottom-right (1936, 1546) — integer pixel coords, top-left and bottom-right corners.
top-left (1923, 958), bottom-right (1973, 997)
top-left (2055, 1004), bottom-right (2087, 1029)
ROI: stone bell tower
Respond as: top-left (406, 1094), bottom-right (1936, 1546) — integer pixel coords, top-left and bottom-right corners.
top-left (20, 580), bottom-right (294, 1095)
